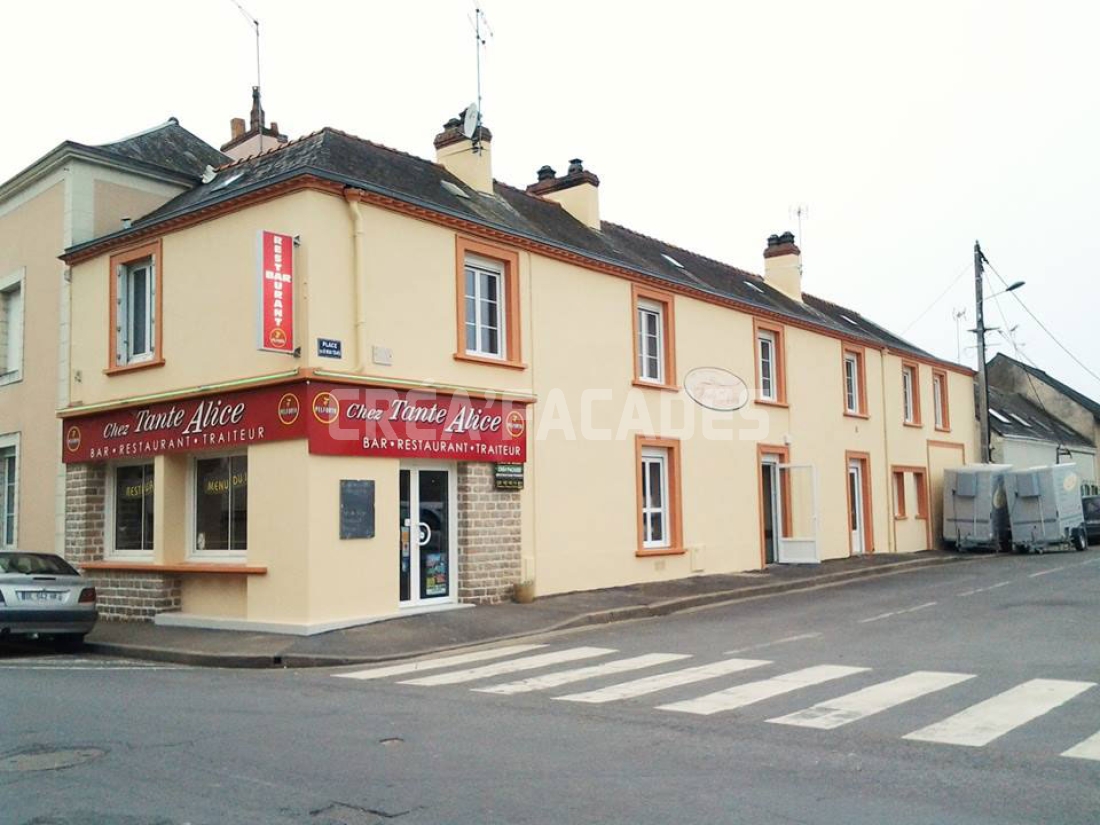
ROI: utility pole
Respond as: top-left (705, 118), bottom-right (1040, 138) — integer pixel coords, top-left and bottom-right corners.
top-left (974, 240), bottom-right (991, 463)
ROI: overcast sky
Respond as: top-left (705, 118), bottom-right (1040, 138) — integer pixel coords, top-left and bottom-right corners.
top-left (5, 0), bottom-right (1098, 395)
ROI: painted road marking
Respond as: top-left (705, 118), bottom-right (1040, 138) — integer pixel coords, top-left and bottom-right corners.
top-left (726, 633), bottom-right (822, 655)
top-left (557, 658), bottom-right (772, 704)
top-left (1029, 566), bottom-right (1069, 578)
top-left (336, 644), bottom-right (548, 681)
top-left (957, 581), bottom-right (1012, 597)
top-left (658, 665), bottom-right (869, 716)
top-left (474, 653), bottom-right (691, 695)
top-left (858, 602), bottom-right (937, 624)
top-left (904, 679), bottom-right (1095, 747)
top-left (1062, 729), bottom-right (1100, 761)
top-left (399, 647), bottom-right (616, 686)
top-left (769, 671), bottom-right (974, 730)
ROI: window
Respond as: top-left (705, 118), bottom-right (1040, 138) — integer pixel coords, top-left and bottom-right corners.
top-left (902, 362), bottom-right (921, 425)
top-left (914, 470), bottom-right (928, 519)
top-left (843, 348), bottom-right (866, 416)
top-left (0, 442), bottom-right (16, 547)
top-left (111, 464), bottom-right (154, 557)
top-left (109, 241), bottom-right (162, 370)
top-left (631, 285), bottom-right (676, 389)
top-left (635, 436), bottom-right (683, 555)
top-left (754, 321), bottom-right (786, 404)
top-left (464, 255), bottom-right (504, 358)
top-left (637, 300), bottom-right (664, 383)
top-left (454, 237), bottom-right (522, 368)
top-left (0, 269), bottom-right (24, 385)
top-left (893, 470), bottom-right (907, 518)
top-left (193, 455), bottom-right (247, 557)
top-left (932, 370), bottom-right (950, 431)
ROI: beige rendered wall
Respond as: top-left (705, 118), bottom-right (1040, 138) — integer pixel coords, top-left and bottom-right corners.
top-left (92, 181), bottom-right (179, 240)
top-left (0, 181), bottom-right (65, 552)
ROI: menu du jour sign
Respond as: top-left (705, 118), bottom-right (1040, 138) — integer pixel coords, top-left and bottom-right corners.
top-left (63, 382), bottom-right (528, 463)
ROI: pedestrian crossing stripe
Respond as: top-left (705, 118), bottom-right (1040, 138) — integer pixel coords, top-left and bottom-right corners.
top-left (556, 657), bottom-right (772, 704)
top-left (399, 647), bottom-right (616, 687)
top-left (658, 665), bottom-right (870, 716)
top-left (769, 671), bottom-right (975, 730)
top-left (335, 644), bottom-right (548, 681)
top-left (474, 653), bottom-right (691, 695)
top-left (903, 679), bottom-right (1095, 747)
top-left (1062, 729), bottom-right (1100, 761)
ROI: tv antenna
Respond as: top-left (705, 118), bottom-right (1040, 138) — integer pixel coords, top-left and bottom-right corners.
top-left (466, 4), bottom-right (493, 153)
top-left (789, 203), bottom-right (810, 248)
top-left (952, 307), bottom-right (968, 362)
top-left (229, 0), bottom-right (264, 150)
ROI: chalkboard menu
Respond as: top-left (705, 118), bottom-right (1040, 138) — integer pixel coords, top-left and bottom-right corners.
top-left (339, 479), bottom-right (375, 539)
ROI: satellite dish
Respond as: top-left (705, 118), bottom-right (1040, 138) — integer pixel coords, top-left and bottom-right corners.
top-left (462, 103), bottom-right (480, 139)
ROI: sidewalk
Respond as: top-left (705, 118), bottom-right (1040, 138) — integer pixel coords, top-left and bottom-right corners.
top-left (86, 550), bottom-right (983, 668)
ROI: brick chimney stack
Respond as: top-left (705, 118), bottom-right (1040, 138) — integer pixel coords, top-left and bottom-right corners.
top-left (220, 86), bottom-right (289, 161)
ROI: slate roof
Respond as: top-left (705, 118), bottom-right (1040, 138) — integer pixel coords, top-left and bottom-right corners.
top-left (88, 118), bottom-right (228, 179)
top-left (985, 384), bottom-right (1094, 449)
top-left (989, 353), bottom-right (1100, 421)
top-left (66, 127), bottom-right (963, 369)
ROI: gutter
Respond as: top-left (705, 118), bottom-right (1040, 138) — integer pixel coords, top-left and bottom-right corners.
top-left (344, 188), bottom-right (370, 372)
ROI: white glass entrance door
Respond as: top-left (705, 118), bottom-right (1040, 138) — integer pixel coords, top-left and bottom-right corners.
top-left (848, 459), bottom-right (865, 556)
top-left (399, 466), bottom-right (456, 605)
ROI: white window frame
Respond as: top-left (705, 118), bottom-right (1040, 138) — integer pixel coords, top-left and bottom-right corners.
top-left (637, 299), bottom-right (665, 384)
top-left (844, 353), bottom-right (861, 414)
top-left (0, 433), bottom-right (18, 548)
top-left (933, 373), bottom-right (946, 429)
top-left (116, 256), bottom-right (156, 366)
top-left (758, 329), bottom-right (777, 401)
top-left (0, 268), bottom-right (25, 387)
top-left (463, 254), bottom-right (506, 360)
top-left (902, 366), bottom-right (916, 423)
top-left (640, 446), bottom-right (670, 549)
top-left (106, 461), bottom-right (156, 560)
top-left (187, 452), bottom-right (248, 563)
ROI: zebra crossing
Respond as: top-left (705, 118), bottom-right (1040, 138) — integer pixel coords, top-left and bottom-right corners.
top-left (335, 644), bottom-right (1100, 762)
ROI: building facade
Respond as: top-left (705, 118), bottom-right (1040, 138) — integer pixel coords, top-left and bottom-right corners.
top-left (0, 120), bottom-right (225, 558)
top-left (58, 116), bottom-right (977, 633)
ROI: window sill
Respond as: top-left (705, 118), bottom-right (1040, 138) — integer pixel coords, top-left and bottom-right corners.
top-left (755, 398), bottom-right (789, 408)
top-left (903, 421), bottom-right (923, 429)
top-left (81, 561), bottom-right (267, 575)
top-left (915, 514), bottom-right (928, 521)
top-left (453, 353), bottom-right (528, 371)
top-left (631, 379), bottom-right (681, 393)
top-left (934, 426), bottom-right (952, 434)
top-left (635, 546), bottom-right (687, 558)
top-left (0, 371), bottom-right (23, 387)
top-left (894, 515), bottom-right (908, 521)
top-left (105, 357), bottom-right (165, 376)
top-left (844, 411), bottom-right (870, 420)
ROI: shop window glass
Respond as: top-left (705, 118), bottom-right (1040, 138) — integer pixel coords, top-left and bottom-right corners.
top-left (114, 464), bottom-right (154, 554)
top-left (195, 455), bottom-right (248, 553)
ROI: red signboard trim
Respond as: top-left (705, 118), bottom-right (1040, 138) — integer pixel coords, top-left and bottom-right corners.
top-left (258, 230), bottom-right (295, 353)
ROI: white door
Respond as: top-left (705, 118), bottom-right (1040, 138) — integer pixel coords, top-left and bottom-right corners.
top-left (399, 464), bottom-right (457, 606)
top-left (848, 459), bottom-right (865, 556)
top-left (761, 456), bottom-right (782, 565)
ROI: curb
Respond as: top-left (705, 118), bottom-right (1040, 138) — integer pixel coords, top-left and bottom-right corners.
top-left (87, 553), bottom-right (989, 669)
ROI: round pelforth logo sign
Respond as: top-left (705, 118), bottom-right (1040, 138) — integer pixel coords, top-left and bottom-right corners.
top-left (65, 425), bottom-right (82, 453)
top-left (277, 393), bottom-right (301, 426)
top-left (506, 410), bottom-right (526, 438)
top-left (312, 392), bottom-right (340, 424)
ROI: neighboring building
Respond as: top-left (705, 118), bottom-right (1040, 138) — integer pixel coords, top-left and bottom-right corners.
top-left (219, 86), bottom-right (288, 161)
top-left (988, 353), bottom-right (1100, 481)
top-left (0, 119), bottom-right (226, 557)
top-left (986, 385), bottom-right (1097, 487)
top-left (58, 113), bottom-right (977, 633)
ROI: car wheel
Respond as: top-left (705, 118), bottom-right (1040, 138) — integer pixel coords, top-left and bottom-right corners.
top-left (1073, 528), bottom-right (1088, 552)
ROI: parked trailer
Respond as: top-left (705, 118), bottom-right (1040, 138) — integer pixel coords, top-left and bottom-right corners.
top-left (1004, 463), bottom-right (1089, 553)
top-left (943, 465), bottom-right (1012, 552)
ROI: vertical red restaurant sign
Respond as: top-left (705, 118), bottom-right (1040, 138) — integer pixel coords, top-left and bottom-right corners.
top-left (258, 230), bottom-right (295, 352)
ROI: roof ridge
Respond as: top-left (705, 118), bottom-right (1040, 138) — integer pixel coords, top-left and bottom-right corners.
top-left (95, 117), bottom-right (180, 149)
top-left (600, 220), bottom-right (764, 282)
top-left (214, 128), bottom-right (327, 172)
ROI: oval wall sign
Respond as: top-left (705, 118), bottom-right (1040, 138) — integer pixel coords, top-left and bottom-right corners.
top-left (684, 367), bottom-right (749, 412)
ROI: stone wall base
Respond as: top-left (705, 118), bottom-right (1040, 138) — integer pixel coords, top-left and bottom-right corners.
top-left (457, 463), bottom-right (522, 605)
top-left (87, 571), bottom-right (182, 621)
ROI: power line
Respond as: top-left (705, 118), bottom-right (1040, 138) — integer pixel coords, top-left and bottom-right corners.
top-left (984, 257), bottom-right (1100, 385)
top-left (900, 260), bottom-right (971, 335)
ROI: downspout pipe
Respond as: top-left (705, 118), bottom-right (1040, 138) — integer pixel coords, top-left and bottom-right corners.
top-left (344, 187), bottom-right (369, 372)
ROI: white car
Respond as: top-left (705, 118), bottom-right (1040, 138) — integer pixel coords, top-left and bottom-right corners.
top-left (0, 552), bottom-right (98, 647)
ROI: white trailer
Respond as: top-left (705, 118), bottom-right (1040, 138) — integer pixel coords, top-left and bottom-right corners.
top-left (1004, 463), bottom-right (1089, 553)
top-left (943, 465), bottom-right (1012, 552)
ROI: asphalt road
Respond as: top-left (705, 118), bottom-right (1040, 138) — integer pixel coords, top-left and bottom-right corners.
top-left (4, 551), bottom-right (1099, 825)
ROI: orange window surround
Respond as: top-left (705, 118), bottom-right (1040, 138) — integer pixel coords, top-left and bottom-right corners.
top-left (454, 236), bottom-right (524, 370)
top-left (107, 239), bottom-right (164, 374)
top-left (635, 435), bottom-right (684, 556)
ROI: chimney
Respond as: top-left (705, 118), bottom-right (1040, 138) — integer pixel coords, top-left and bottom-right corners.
top-left (434, 109), bottom-right (494, 194)
top-left (221, 87), bottom-right (289, 160)
top-left (763, 231), bottom-right (802, 302)
top-left (526, 158), bottom-right (600, 229)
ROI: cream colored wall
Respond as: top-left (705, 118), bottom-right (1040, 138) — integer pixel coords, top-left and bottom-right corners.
top-left (92, 181), bottom-right (176, 239)
top-left (0, 181), bottom-right (65, 552)
top-left (182, 575), bottom-right (246, 617)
